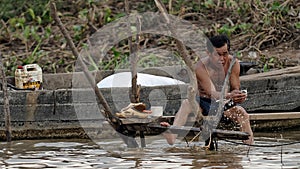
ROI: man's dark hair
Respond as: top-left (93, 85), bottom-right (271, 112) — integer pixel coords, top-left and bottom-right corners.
top-left (206, 35), bottom-right (230, 53)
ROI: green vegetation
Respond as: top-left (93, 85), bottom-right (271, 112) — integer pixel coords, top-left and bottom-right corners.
top-left (0, 0), bottom-right (299, 75)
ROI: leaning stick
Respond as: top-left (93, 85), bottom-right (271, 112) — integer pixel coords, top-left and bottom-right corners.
top-left (154, 0), bottom-right (201, 119)
top-left (203, 57), bottom-right (236, 133)
top-left (216, 58), bottom-right (236, 121)
top-left (125, 0), bottom-right (141, 103)
top-left (0, 53), bottom-right (12, 142)
top-left (131, 17), bottom-right (142, 103)
top-left (49, 2), bottom-right (114, 122)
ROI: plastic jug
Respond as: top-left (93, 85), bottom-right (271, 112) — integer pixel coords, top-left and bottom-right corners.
top-left (15, 64), bottom-right (43, 90)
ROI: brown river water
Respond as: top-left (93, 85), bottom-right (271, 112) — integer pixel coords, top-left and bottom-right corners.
top-left (0, 130), bottom-right (300, 169)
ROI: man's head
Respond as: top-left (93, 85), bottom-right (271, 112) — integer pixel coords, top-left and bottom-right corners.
top-left (207, 35), bottom-right (230, 53)
top-left (206, 35), bottom-right (230, 66)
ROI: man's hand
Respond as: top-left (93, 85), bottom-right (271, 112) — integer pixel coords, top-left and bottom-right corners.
top-left (230, 89), bottom-right (247, 103)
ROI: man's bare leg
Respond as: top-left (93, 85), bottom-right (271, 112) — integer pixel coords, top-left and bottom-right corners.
top-left (161, 99), bottom-right (192, 145)
top-left (223, 106), bottom-right (254, 145)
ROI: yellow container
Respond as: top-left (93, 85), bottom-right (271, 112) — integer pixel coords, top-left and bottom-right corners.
top-left (15, 64), bottom-right (43, 90)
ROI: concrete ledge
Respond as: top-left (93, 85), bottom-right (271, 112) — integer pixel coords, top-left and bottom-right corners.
top-left (0, 120), bottom-right (118, 140)
top-left (3, 65), bottom-right (299, 112)
top-left (251, 119), bottom-right (300, 132)
top-left (250, 112), bottom-right (300, 120)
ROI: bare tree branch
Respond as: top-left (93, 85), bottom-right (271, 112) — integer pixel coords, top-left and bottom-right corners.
top-left (154, 0), bottom-right (201, 120)
top-left (125, 0), bottom-right (141, 103)
top-left (50, 2), bottom-right (115, 123)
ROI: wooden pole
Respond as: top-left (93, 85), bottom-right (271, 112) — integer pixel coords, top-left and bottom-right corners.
top-left (49, 2), bottom-right (116, 123)
top-left (125, 0), bottom-right (145, 148)
top-left (201, 58), bottom-right (236, 140)
top-left (131, 17), bottom-right (142, 103)
top-left (125, 0), bottom-right (141, 103)
top-left (216, 58), bottom-right (236, 119)
top-left (153, 0), bottom-right (201, 119)
top-left (0, 53), bottom-right (12, 142)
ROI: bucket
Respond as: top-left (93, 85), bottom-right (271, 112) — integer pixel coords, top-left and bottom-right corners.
top-left (150, 106), bottom-right (163, 117)
top-left (15, 64), bottom-right (43, 90)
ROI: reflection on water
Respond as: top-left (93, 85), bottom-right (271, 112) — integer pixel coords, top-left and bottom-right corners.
top-left (0, 131), bottom-right (300, 169)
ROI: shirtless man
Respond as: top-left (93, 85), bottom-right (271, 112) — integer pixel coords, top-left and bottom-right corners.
top-left (161, 35), bottom-right (254, 145)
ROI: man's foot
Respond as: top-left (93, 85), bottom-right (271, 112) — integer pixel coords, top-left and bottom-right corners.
top-left (160, 121), bottom-right (177, 145)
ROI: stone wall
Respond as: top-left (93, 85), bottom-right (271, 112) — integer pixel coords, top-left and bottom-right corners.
top-left (0, 66), bottom-right (299, 140)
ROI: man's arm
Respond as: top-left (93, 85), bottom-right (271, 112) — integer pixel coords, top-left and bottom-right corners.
top-left (229, 58), bottom-right (241, 91)
top-left (228, 58), bottom-right (247, 103)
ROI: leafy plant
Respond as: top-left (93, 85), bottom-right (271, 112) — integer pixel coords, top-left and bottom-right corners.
top-left (203, 0), bottom-right (216, 9)
top-left (99, 47), bottom-right (129, 70)
top-left (218, 23), bottom-right (252, 37)
top-left (0, 0), bottom-right (298, 75)
top-left (295, 22), bottom-right (300, 29)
